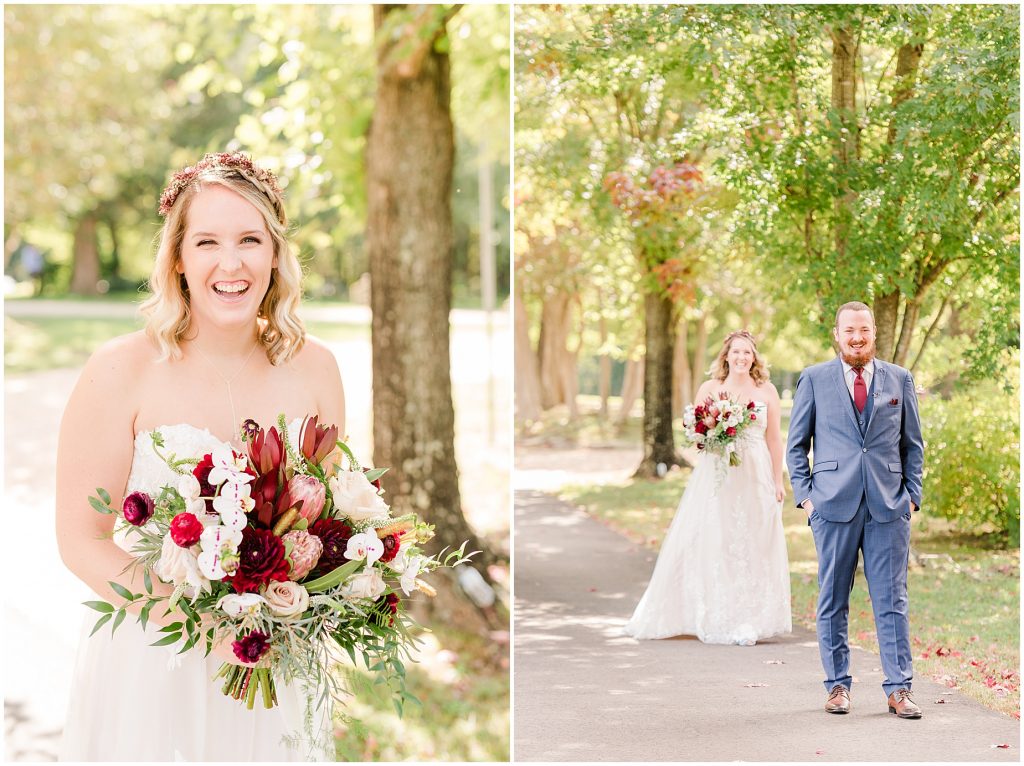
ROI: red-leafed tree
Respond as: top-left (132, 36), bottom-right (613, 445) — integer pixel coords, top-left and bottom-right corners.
top-left (604, 160), bottom-right (706, 477)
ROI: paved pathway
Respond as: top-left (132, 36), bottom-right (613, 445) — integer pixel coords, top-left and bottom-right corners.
top-left (513, 489), bottom-right (1020, 762)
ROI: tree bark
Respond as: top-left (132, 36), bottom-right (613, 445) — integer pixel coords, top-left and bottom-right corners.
top-left (367, 5), bottom-right (499, 614)
top-left (616, 355), bottom-right (644, 424)
top-left (69, 212), bottom-right (100, 295)
top-left (675, 317), bottom-right (692, 411)
top-left (634, 289), bottom-right (682, 478)
top-left (513, 282), bottom-right (543, 423)
top-left (537, 291), bottom-right (578, 416)
top-left (893, 298), bottom-right (921, 367)
top-left (873, 290), bottom-right (900, 361)
top-left (691, 312), bottom-right (708, 398)
top-left (598, 313), bottom-right (611, 419)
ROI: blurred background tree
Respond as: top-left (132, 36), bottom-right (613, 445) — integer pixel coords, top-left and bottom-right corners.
top-left (515, 3), bottom-right (1018, 543)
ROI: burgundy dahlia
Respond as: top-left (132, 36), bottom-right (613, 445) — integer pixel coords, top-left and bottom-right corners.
top-left (228, 527), bottom-right (290, 593)
top-left (379, 534), bottom-right (401, 563)
top-left (122, 492), bottom-right (154, 526)
top-left (232, 631), bottom-right (270, 664)
top-left (169, 512), bottom-right (204, 547)
top-left (725, 426), bottom-right (737, 437)
top-left (193, 454), bottom-right (217, 496)
top-left (307, 518), bottom-right (354, 579)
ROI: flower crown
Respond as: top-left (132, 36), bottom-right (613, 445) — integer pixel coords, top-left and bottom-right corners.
top-left (725, 330), bottom-right (757, 348)
top-left (158, 152), bottom-right (282, 217)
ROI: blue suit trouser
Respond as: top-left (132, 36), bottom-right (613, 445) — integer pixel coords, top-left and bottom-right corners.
top-left (809, 496), bottom-right (913, 698)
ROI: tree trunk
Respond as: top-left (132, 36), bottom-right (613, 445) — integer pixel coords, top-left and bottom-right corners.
top-left (537, 291), bottom-right (578, 416)
top-left (514, 282), bottom-right (543, 423)
top-left (830, 25), bottom-right (858, 264)
top-left (616, 355), bottom-right (643, 424)
top-left (691, 312), bottom-right (708, 399)
top-left (634, 289), bottom-right (682, 478)
top-left (873, 290), bottom-right (900, 361)
top-left (69, 212), bottom-right (100, 295)
top-left (893, 299), bottom-right (921, 368)
top-left (598, 313), bottom-right (611, 419)
top-left (367, 5), bottom-right (499, 620)
top-left (106, 216), bottom-right (121, 281)
top-left (675, 317), bottom-right (693, 410)
top-left (672, 316), bottom-right (689, 417)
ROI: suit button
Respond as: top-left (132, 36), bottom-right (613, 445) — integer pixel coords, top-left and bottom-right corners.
top-left (862, 448), bottom-right (868, 453)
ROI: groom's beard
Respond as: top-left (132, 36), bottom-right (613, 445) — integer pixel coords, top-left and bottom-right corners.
top-left (840, 341), bottom-right (876, 368)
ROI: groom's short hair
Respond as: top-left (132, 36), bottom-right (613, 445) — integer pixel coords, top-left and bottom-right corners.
top-left (834, 301), bottom-right (874, 328)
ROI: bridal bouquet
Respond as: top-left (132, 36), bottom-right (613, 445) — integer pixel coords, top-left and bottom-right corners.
top-left (86, 415), bottom-right (470, 716)
top-left (681, 392), bottom-right (758, 467)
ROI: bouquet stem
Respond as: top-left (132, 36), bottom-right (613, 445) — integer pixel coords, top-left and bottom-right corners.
top-left (216, 662), bottom-right (278, 709)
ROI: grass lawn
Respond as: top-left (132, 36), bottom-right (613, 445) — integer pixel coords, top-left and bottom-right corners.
top-left (332, 624), bottom-right (509, 761)
top-left (559, 447), bottom-right (1020, 719)
top-left (3, 315), bottom-right (369, 376)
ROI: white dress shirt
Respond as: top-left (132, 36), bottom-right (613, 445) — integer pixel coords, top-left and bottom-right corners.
top-left (840, 357), bottom-right (875, 402)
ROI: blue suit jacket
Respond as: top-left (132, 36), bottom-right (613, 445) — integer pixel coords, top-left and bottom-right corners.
top-left (786, 357), bottom-right (924, 523)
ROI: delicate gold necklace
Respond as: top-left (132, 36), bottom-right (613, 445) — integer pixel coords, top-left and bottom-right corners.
top-left (191, 339), bottom-right (260, 443)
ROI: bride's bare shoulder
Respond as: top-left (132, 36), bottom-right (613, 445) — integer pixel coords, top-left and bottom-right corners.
top-left (756, 380), bottom-right (781, 402)
top-left (85, 330), bottom-right (160, 373)
top-left (290, 334), bottom-right (345, 423)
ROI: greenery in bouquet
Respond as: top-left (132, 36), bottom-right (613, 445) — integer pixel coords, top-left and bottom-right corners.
top-left (86, 414), bottom-right (471, 721)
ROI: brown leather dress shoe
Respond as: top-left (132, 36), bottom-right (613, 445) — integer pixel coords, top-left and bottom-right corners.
top-left (824, 684), bottom-right (851, 714)
top-left (888, 688), bottom-right (922, 718)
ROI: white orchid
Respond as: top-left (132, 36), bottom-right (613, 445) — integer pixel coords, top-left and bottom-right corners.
top-left (212, 481), bottom-right (254, 530)
top-left (207, 444), bottom-right (253, 487)
top-left (197, 525), bottom-right (243, 580)
top-left (344, 532), bottom-right (384, 566)
top-left (217, 592), bottom-right (267, 618)
top-left (399, 554), bottom-right (427, 596)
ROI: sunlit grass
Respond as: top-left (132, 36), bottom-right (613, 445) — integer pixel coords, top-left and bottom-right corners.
top-left (332, 625), bottom-right (510, 761)
top-left (4, 315), bottom-right (143, 373)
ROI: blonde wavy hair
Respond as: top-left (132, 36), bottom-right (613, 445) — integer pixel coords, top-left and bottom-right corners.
top-left (140, 158), bottom-right (305, 366)
top-left (709, 330), bottom-right (770, 384)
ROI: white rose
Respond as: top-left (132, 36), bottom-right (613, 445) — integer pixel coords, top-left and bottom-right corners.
top-left (217, 592), bottom-right (267, 618)
top-left (341, 567), bottom-right (387, 601)
top-left (345, 532), bottom-right (385, 565)
top-left (263, 581), bottom-right (309, 620)
top-left (329, 471), bottom-right (389, 523)
top-left (155, 533), bottom-right (210, 593)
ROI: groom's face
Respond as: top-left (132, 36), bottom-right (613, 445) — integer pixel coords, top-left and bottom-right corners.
top-left (833, 309), bottom-right (876, 366)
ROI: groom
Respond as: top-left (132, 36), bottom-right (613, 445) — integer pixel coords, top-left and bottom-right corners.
top-left (787, 301), bottom-right (925, 719)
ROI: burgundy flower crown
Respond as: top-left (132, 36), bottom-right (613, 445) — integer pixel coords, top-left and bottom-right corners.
top-left (158, 152), bottom-right (282, 216)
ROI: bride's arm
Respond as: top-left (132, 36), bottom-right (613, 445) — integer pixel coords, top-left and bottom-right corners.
top-left (763, 384), bottom-right (786, 501)
top-left (55, 337), bottom-right (178, 625)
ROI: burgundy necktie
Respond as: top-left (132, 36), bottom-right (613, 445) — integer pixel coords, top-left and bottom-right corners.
top-left (854, 367), bottom-right (867, 413)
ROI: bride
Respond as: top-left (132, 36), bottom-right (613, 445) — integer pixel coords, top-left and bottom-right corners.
top-left (624, 330), bottom-right (792, 645)
top-left (55, 153), bottom-right (343, 760)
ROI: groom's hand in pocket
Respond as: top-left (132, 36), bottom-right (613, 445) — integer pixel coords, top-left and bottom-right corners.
top-left (801, 499), bottom-right (814, 518)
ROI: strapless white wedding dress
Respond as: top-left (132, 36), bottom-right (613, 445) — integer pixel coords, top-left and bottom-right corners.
top-left (59, 422), bottom-right (332, 762)
top-left (623, 402), bottom-right (792, 644)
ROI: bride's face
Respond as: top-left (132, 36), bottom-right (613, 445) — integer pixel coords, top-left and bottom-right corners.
top-left (726, 337), bottom-right (755, 374)
top-left (177, 184), bottom-right (277, 333)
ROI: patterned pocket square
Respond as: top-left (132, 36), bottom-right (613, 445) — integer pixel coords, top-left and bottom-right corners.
top-left (888, 398), bottom-right (900, 406)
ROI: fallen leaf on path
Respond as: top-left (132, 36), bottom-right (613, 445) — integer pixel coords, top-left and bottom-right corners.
top-left (933, 699), bottom-right (947, 704)
top-left (991, 744), bottom-right (1011, 749)
top-left (588, 587), bottom-right (598, 592)
top-left (764, 660), bottom-right (784, 665)
top-left (744, 682), bottom-right (769, 688)
top-left (814, 749), bottom-right (825, 756)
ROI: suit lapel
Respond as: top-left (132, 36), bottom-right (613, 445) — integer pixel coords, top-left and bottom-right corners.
top-left (829, 358), bottom-right (862, 435)
top-left (864, 361), bottom-right (887, 436)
